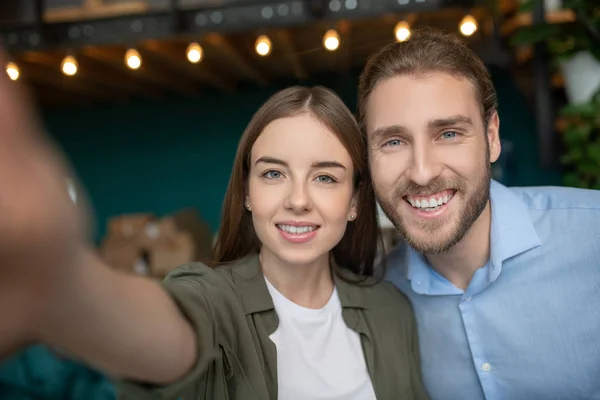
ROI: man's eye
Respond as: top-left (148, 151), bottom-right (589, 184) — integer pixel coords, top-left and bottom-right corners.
top-left (441, 131), bottom-right (458, 139)
top-left (385, 139), bottom-right (402, 147)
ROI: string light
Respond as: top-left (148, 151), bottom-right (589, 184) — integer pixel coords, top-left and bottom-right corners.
top-left (6, 62), bottom-right (19, 81)
top-left (61, 55), bottom-right (78, 76)
top-left (255, 35), bottom-right (272, 56)
top-left (323, 29), bottom-right (340, 51)
top-left (394, 21), bottom-right (411, 42)
top-left (186, 43), bottom-right (203, 63)
top-left (125, 49), bottom-right (142, 70)
top-left (459, 15), bottom-right (478, 36)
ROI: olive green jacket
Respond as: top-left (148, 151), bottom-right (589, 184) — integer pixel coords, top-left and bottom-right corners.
top-left (120, 254), bottom-right (429, 400)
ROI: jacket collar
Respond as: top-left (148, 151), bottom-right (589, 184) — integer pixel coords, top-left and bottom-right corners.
top-left (227, 253), bottom-right (371, 317)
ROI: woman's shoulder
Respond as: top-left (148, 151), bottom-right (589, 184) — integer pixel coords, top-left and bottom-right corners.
top-left (336, 269), bottom-right (414, 316)
top-left (165, 256), bottom-right (252, 282)
top-left (364, 279), bottom-right (413, 313)
top-left (164, 255), bottom-right (263, 301)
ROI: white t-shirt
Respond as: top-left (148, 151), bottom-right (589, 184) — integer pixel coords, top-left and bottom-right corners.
top-left (265, 278), bottom-right (377, 400)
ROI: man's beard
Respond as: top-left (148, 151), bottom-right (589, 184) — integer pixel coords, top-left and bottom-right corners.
top-left (377, 159), bottom-right (491, 255)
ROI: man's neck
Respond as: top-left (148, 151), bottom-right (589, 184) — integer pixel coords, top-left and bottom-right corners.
top-left (260, 250), bottom-right (334, 309)
top-left (426, 202), bottom-right (492, 290)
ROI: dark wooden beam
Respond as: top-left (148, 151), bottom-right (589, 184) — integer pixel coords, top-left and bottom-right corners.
top-left (20, 51), bottom-right (162, 100)
top-left (337, 20), bottom-right (351, 74)
top-left (16, 61), bottom-right (126, 104)
top-left (274, 29), bottom-right (308, 81)
top-left (81, 46), bottom-right (198, 96)
top-left (143, 40), bottom-right (236, 93)
top-left (205, 33), bottom-right (268, 86)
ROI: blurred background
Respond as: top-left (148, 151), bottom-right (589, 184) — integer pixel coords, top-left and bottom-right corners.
top-left (1, 0), bottom-right (599, 277)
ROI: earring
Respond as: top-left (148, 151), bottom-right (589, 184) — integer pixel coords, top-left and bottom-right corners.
top-left (246, 203), bottom-right (251, 210)
top-left (350, 214), bottom-right (356, 220)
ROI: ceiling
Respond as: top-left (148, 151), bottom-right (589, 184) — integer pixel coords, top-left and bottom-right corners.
top-left (2, 0), bottom-right (530, 109)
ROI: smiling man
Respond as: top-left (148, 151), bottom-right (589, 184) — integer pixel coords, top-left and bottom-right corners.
top-left (358, 28), bottom-right (600, 400)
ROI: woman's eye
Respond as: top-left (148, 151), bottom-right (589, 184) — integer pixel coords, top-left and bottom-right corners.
top-left (264, 170), bottom-right (282, 179)
top-left (315, 175), bottom-right (335, 183)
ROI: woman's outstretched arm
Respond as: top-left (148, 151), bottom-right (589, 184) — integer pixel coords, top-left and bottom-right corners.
top-left (35, 250), bottom-right (198, 385)
top-left (0, 47), bottom-right (199, 386)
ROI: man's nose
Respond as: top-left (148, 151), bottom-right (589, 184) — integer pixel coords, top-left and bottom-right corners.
top-left (406, 142), bottom-right (443, 187)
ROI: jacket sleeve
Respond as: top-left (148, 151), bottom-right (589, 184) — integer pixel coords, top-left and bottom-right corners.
top-left (117, 262), bottom-right (236, 400)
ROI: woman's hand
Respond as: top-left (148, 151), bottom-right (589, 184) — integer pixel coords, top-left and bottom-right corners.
top-left (0, 47), bottom-right (91, 357)
top-left (0, 49), bottom-right (197, 384)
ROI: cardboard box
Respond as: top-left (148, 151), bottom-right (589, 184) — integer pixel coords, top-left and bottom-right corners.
top-left (99, 237), bottom-right (142, 273)
top-left (135, 217), bottom-right (178, 249)
top-left (107, 213), bottom-right (155, 240)
top-left (169, 208), bottom-right (213, 261)
top-left (100, 209), bottom-right (210, 276)
top-left (149, 232), bottom-right (195, 278)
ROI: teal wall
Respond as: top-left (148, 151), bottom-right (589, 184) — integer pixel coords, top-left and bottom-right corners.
top-left (43, 69), bottom-right (561, 242)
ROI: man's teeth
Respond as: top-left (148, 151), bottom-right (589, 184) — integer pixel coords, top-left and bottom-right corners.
top-left (277, 224), bottom-right (317, 234)
top-left (407, 193), bottom-right (453, 210)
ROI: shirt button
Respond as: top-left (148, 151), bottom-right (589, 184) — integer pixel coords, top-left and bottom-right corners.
top-left (465, 296), bottom-right (472, 302)
top-left (481, 362), bottom-right (491, 372)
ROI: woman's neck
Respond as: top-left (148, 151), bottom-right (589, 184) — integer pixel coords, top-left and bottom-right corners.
top-left (260, 250), bottom-right (333, 309)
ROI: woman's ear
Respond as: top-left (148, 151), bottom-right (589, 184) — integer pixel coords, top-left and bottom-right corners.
top-left (348, 194), bottom-right (358, 222)
top-left (245, 195), bottom-right (251, 211)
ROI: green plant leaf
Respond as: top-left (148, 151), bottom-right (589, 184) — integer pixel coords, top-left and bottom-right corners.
top-left (560, 102), bottom-right (597, 118)
top-left (563, 172), bottom-right (584, 187)
top-left (510, 24), bottom-right (561, 46)
top-left (517, 0), bottom-right (536, 13)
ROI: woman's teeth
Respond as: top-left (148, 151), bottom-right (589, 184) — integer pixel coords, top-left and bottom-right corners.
top-left (277, 224), bottom-right (318, 234)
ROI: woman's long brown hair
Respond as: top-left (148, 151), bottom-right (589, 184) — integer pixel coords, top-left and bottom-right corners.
top-left (212, 86), bottom-right (382, 278)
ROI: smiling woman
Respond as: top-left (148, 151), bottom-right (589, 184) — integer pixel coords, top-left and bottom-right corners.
top-left (0, 80), bottom-right (428, 400)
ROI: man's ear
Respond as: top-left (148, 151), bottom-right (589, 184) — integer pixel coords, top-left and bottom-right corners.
top-left (487, 111), bottom-right (501, 163)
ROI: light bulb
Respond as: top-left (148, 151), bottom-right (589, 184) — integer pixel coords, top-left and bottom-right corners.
top-left (6, 62), bottom-right (19, 81)
top-left (186, 43), bottom-right (203, 63)
top-left (394, 21), bottom-right (411, 42)
top-left (323, 29), bottom-right (340, 51)
top-left (61, 55), bottom-right (78, 76)
top-left (255, 35), bottom-right (272, 56)
top-left (459, 15), bottom-right (478, 36)
top-left (125, 49), bottom-right (142, 70)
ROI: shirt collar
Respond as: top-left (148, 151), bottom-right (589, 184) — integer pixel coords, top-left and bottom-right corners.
top-left (405, 180), bottom-right (542, 290)
top-left (229, 253), bottom-right (370, 317)
top-left (488, 180), bottom-right (541, 280)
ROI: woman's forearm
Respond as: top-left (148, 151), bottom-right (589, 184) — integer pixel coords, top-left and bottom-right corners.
top-left (35, 251), bottom-right (197, 384)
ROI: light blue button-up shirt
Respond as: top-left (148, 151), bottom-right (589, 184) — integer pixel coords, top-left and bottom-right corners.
top-left (386, 180), bottom-right (600, 400)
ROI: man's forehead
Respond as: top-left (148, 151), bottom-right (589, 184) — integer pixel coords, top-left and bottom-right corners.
top-left (365, 73), bottom-right (481, 133)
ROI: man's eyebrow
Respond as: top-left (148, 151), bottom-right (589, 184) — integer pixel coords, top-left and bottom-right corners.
top-left (428, 115), bottom-right (473, 128)
top-left (370, 125), bottom-right (408, 142)
top-left (369, 115), bottom-right (474, 141)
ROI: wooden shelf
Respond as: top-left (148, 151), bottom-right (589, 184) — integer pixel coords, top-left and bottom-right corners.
top-left (502, 9), bottom-right (576, 35)
top-left (515, 9), bottom-right (575, 26)
top-left (45, 0), bottom-right (150, 23)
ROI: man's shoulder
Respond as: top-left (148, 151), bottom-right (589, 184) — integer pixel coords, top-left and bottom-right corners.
top-left (383, 243), bottom-right (410, 281)
top-left (507, 184), bottom-right (600, 212)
